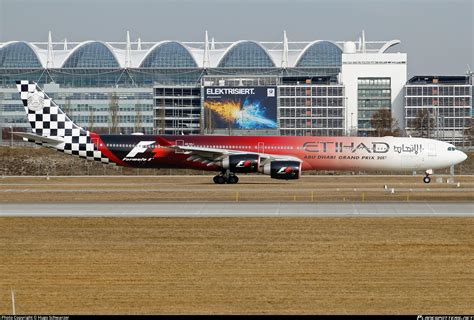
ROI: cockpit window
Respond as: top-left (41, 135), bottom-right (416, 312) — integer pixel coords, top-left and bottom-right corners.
top-left (447, 147), bottom-right (457, 151)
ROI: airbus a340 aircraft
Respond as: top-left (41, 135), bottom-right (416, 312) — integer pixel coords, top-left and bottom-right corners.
top-left (14, 81), bottom-right (467, 184)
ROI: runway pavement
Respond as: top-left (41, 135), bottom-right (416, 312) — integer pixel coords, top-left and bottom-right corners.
top-left (1, 202), bottom-right (472, 217)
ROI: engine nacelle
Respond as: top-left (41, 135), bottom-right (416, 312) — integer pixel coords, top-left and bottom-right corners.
top-left (221, 154), bottom-right (260, 173)
top-left (261, 160), bottom-right (301, 180)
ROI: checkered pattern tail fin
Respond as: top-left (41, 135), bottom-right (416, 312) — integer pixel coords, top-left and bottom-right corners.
top-left (15, 80), bottom-right (112, 164)
top-left (16, 80), bottom-right (86, 138)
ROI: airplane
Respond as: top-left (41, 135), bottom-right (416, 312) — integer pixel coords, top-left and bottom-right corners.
top-left (13, 80), bottom-right (467, 184)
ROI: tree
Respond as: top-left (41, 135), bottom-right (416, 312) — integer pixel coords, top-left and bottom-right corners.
top-left (134, 103), bottom-right (142, 133)
top-left (465, 118), bottom-right (474, 147)
top-left (413, 109), bottom-right (436, 138)
top-left (88, 105), bottom-right (95, 132)
top-left (63, 97), bottom-right (73, 119)
top-left (369, 109), bottom-right (401, 137)
top-left (108, 92), bottom-right (119, 134)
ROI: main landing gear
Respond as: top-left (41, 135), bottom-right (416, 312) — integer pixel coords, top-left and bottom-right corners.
top-left (213, 170), bottom-right (239, 184)
top-left (423, 169), bottom-right (433, 184)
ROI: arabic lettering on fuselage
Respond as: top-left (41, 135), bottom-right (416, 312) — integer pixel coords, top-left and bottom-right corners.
top-left (302, 141), bottom-right (424, 155)
top-left (393, 144), bottom-right (423, 154)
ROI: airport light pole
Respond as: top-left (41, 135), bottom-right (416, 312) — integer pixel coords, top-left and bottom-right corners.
top-left (350, 112), bottom-right (354, 136)
top-left (441, 115), bottom-right (445, 140)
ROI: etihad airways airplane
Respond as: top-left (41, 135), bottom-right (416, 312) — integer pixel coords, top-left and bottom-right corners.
top-left (14, 81), bottom-right (467, 184)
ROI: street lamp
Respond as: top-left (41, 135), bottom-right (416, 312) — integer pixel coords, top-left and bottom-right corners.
top-left (350, 112), bottom-right (354, 136)
top-left (441, 115), bottom-right (445, 141)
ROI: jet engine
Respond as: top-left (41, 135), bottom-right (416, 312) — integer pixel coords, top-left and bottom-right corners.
top-left (261, 160), bottom-right (301, 180)
top-left (220, 154), bottom-right (260, 173)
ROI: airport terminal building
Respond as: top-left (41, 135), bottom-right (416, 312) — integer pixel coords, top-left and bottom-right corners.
top-left (0, 31), bottom-right (471, 145)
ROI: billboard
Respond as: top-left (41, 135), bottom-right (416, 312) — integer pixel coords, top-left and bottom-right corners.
top-left (204, 86), bottom-right (277, 129)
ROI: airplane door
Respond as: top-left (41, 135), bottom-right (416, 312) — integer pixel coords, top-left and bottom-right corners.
top-left (258, 142), bottom-right (264, 153)
top-left (175, 139), bottom-right (184, 153)
top-left (428, 143), bottom-right (436, 156)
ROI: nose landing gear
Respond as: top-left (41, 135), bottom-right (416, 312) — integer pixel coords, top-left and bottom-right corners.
top-left (423, 169), bottom-right (433, 184)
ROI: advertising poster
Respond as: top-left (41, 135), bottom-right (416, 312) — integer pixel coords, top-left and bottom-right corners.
top-left (204, 86), bottom-right (277, 129)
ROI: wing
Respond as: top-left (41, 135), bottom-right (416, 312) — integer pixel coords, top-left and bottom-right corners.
top-left (169, 145), bottom-right (302, 167)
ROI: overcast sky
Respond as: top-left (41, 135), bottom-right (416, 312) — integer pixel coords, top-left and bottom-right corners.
top-left (0, 0), bottom-right (472, 76)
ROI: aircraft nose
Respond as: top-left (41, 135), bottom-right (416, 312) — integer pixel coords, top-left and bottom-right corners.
top-left (453, 150), bottom-right (468, 165)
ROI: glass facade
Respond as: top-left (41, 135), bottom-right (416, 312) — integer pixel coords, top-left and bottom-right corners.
top-left (62, 42), bottom-right (120, 68)
top-left (405, 78), bottom-right (472, 145)
top-left (279, 85), bottom-right (345, 136)
top-left (0, 68), bottom-right (204, 88)
top-left (0, 86), bottom-right (154, 139)
top-left (296, 41), bottom-right (342, 68)
top-left (141, 42), bottom-right (197, 68)
top-left (357, 77), bottom-right (391, 136)
top-left (0, 42), bottom-right (42, 68)
top-left (153, 86), bottom-right (201, 134)
top-left (218, 41), bottom-right (275, 68)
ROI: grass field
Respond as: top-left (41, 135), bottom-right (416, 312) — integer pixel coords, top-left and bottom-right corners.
top-left (1, 175), bottom-right (473, 202)
top-left (1, 175), bottom-right (472, 314)
top-left (0, 217), bottom-right (473, 314)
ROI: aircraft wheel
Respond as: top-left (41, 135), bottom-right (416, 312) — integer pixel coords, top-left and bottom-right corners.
top-left (423, 176), bottom-right (431, 184)
top-left (227, 175), bottom-right (239, 184)
top-left (214, 175), bottom-right (226, 184)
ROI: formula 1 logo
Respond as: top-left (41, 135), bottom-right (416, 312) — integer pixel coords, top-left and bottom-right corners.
top-left (123, 141), bottom-right (155, 161)
top-left (277, 167), bottom-right (294, 174)
top-left (236, 160), bottom-right (253, 168)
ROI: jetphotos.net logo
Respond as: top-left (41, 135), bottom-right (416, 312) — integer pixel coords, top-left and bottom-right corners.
top-left (417, 316), bottom-right (474, 320)
top-left (123, 141), bottom-right (155, 162)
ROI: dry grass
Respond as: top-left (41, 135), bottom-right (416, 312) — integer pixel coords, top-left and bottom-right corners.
top-left (0, 217), bottom-right (473, 314)
top-left (1, 175), bottom-right (473, 203)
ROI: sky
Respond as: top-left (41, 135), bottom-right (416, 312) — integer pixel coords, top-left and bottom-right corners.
top-left (0, 0), bottom-right (472, 77)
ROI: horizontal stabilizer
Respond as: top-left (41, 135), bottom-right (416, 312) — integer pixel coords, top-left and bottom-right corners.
top-left (13, 132), bottom-right (64, 145)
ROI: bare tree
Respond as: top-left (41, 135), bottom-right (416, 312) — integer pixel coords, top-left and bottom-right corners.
top-left (369, 109), bottom-right (401, 137)
top-left (413, 109), bottom-right (436, 138)
top-left (134, 103), bottom-right (142, 133)
top-left (63, 97), bottom-right (73, 118)
top-left (108, 92), bottom-right (119, 134)
top-left (205, 107), bottom-right (214, 134)
top-left (465, 118), bottom-right (474, 147)
top-left (88, 105), bottom-right (95, 132)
